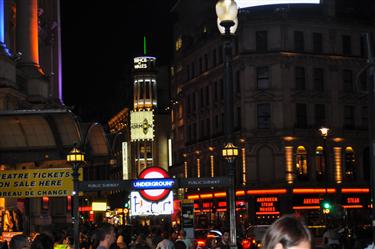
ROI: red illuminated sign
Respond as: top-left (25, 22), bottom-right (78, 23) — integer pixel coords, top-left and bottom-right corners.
top-left (138, 167), bottom-right (170, 201)
top-left (256, 196), bottom-right (279, 214)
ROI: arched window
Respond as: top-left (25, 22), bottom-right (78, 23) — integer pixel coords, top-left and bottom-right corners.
top-left (296, 146), bottom-right (308, 180)
top-left (345, 147), bottom-right (355, 180)
top-left (315, 146), bottom-right (325, 180)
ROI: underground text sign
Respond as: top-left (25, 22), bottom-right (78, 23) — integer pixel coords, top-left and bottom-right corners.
top-left (0, 168), bottom-right (82, 198)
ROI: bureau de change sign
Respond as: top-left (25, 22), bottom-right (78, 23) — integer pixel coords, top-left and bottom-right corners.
top-left (0, 168), bottom-right (81, 198)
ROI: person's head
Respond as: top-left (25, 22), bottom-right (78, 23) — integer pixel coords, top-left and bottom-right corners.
top-left (175, 241), bottom-right (186, 249)
top-left (262, 215), bottom-right (312, 249)
top-left (31, 234), bottom-right (54, 249)
top-left (10, 235), bottom-right (30, 249)
top-left (222, 231), bottom-right (230, 243)
top-left (179, 230), bottom-right (186, 239)
top-left (95, 223), bottom-right (116, 249)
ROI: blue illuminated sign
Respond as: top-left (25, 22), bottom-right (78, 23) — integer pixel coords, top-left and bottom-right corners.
top-left (132, 178), bottom-right (175, 190)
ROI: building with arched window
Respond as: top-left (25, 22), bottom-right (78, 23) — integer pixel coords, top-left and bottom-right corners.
top-left (170, 0), bottom-right (374, 229)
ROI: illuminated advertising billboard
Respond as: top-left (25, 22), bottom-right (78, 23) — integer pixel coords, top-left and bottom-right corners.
top-left (130, 110), bottom-right (154, 141)
top-left (133, 56), bottom-right (156, 70)
top-left (237, 0), bottom-right (320, 9)
top-left (130, 191), bottom-right (174, 216)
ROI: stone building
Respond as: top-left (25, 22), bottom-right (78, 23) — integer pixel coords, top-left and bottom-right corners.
top-left (170, 0), bottom-right (375, 227)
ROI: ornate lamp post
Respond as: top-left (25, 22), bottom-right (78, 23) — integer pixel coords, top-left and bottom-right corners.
top-left (67, 144), bottom-right (85, 249)
top-left (319, 126), bottom-right (330, 180)
top-left (216, 1), bottom-right (239, 248)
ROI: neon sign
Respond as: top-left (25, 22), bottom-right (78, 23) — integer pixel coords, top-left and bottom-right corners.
top-left (132, 179), bottom-right (175, 190)
top-left (237, 0), bottom-right (320, 9)
top-left (256, 196), bottom-right (279, 214)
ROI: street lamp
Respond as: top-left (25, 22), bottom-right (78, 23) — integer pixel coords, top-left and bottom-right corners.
top-left (216, 1), bottom-right (239, 248)
top-left (319, 127), bottom-right (329, 181)
top-left (67, 144), bottom-right (85, 249)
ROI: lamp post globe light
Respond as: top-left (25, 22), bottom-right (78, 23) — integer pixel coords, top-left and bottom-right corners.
top-left (216, 1), bottom-right (239, 248)
top-left (67, 144), bottom-right (85, 249)
top-left (319, 127), bottom-right (329, 180)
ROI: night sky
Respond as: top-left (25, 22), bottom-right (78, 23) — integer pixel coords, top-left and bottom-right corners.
top-left (60, 1), bottom-right (177, 123)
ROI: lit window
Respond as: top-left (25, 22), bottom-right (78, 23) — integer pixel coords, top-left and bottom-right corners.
top-left (315, 146), bottom-right (325, 180)
top-left (296, 146), bottom-right (308, 180)
top-left (175, 36), bottom-right (182, 51)
top-left (344, 147), bottom-right (355, 180)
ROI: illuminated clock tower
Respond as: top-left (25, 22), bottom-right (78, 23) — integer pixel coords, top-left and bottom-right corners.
top-left (130, 55), bottom-right (171, 177)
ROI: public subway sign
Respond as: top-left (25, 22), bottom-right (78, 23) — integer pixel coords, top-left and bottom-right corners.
top-left (237, 0), bottom-right (320, 9)
top-left (0, 168), bottom-right (82, 198)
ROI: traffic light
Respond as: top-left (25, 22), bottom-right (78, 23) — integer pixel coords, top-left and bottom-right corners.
top-left (321, 200), bottom-right (332, 214)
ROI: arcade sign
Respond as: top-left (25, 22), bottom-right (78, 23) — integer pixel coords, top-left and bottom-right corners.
top-left (237, 0), bottom-right (320, 9)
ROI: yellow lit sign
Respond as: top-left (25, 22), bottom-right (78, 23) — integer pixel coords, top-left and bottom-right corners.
top-left (0, 168), bottom-right (82, 198)
top-left (130, 111), bottom-right (154, 141)
top-left (92, 202), bottom-right (107, 211)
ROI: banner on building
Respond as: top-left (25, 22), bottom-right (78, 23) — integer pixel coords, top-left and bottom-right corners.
top-left (130, 111), bottom-right (154, 141)
top-left (0, 168), bottom-right (82, 198)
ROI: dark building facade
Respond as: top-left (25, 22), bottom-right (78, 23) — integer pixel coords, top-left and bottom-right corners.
top-left (170, 0), bottom-right (375, 230)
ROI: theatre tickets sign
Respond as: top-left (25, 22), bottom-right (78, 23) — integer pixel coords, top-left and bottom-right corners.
top-left (0, 168), bottom-right (82, 198)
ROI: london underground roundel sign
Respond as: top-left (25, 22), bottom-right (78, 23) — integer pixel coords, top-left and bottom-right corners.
top-left (138, 167), bottom-right (171, 201)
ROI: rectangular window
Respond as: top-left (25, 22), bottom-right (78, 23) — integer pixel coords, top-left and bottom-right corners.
top-left (219, 45), bottom-right (223, 64)
top-left (295, 67), bottom-right (306, 90)
top-left (294, 31), bottom-right (304, 51)
top-left (199, 57), bottom-right (202, 74)
top-left (343, 70), bottom-right (353, 92)
top-left (344, 106), bottom-right (355, 129)
top-left (256, 31), bottom-right (268, 51)
top-left (204, 53), bottom-right (208, 71)
top-left (313, 33), bottom-right (323, 53)
top-left (314, 104), bottom-right (325, 126)
top-left (296, 103), bottom-right (307, 128)
top-left (186, 95), bottom-right (191, 114)
top-left (192, 123), bottom-right (197, 141)
top-left (206, 118), bottom-right (210, 137)
top-left (220, 79), bottom-right (224, 99)
top-left (191, 62), bottom-right (195, 78)
top-left (221, 113), bottom-right (224, 132)
top-left (257, 103), bottom-right (271, 129)
top-left (200, 88), bottom-right (204, 107)
top-left (342, 35), bottom-right (352, 55)
top-left (235, 71), bottom-right (241, 93)
top-left (313, 68), bottom-right (324, 91)
top-left (214, 81), bottom-right (218, 102)
top-left (200, 119), bottom-right (204, 139)
top-left (187, 125), bottom-right (191, 142)
top-left (213, 49), bottom-right (217, 67)
top-left (186, 65), bottom-right (190, 80)
top-left (192, 92), bottom-right (196, 112)
top-left (205, 86), bottom-right (210, 105)
top-left (362, 106), bottom-right (368, 128)
top-left (257, 66), bottom-right (270, 89)
top-left (236, 106), bottom-right (241, 129)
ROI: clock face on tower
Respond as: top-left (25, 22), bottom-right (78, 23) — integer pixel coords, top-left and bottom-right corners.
top-left (130, 110), bottom-right (154, 141)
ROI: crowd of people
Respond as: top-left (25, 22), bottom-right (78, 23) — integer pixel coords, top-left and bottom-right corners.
top-left (0, 215), bottom-right (373, 249)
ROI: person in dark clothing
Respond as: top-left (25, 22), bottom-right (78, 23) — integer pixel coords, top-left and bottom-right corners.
top-left (31, 234), bottom-right (54, 249)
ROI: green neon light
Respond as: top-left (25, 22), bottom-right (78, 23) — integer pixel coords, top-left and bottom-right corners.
top-left (144, 36), bottom-right (147, 55)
